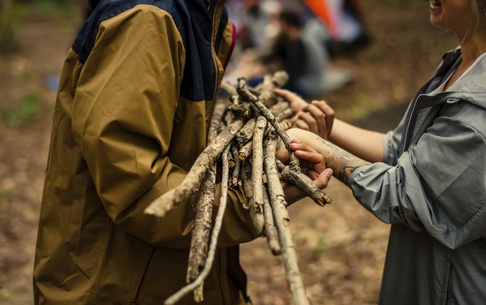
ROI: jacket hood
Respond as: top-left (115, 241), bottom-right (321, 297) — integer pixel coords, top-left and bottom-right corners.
top-left (76, 0), bottom-right (232, 102)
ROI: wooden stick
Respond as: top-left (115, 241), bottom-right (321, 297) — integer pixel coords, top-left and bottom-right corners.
top-left (227, 147), bottom-right (236, 169)
top-left (237, 79), bottom-right (292, 150)
top-left (240, 159), bottom-right (254, 209)
top-left (270, 100), bottom-right (291, 115)
top-left (230, 143), bottom-right (241, 188)
top-left (185, 95), bottom-right (228, 300)
top-left (220, 81), bottom-right (238, 97)
top-left (145, 105), bottom-right (250, 217)
top-left (237, 81), bottom-right (333, 207)
top-left (238, 119), bottom-right (291, 162)
top-left (280, 166), bottom-right (333, 206)
top-left (186, 166), bottom-right (215, 301)
top-left (236, 118), bottom-right (256, 146)
top-left (259, 71), bottom-right (289, 107)
top-left (264, 134), bottom-right (310, 305)
top-left (241, 159), bottom-right (264, 235)
top-left (210, 98), bottom-right (230, 139)
top-left (251, 115), bottom-right (267, 217)
top-left (271, 70), bottom-right (290, 90)
top-left (238, 77), bottom-right (333, 209)
top-left (164, 145), bottom-right (233, 305)
top-left (275, 107), bottom-right (294, 122)
top-left (262, 188), bottom-right (281, 255)
top-left (258, 74), bottom-right (276, 107)
top-left (238, 141), bottom-right (253, 161)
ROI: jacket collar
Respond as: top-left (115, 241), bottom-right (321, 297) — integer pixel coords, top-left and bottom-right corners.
top-left (401, 47), bottom-right (486, 150)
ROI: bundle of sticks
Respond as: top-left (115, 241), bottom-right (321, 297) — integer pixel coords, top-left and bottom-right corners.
top-left (144, 71), bottom-right (332, 305)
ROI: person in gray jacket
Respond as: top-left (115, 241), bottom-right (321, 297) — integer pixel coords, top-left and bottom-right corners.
top-left (275, 0), bottom-right (486, 304)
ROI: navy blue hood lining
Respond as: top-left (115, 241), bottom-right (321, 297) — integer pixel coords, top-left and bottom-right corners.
top-left (73, 0), bottom-right (228, 102)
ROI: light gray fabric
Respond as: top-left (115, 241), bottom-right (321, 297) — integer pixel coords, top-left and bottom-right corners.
top-left (348, 48), bottom-right (486, 305)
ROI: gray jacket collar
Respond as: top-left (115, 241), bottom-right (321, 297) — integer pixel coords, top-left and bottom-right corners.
top-left (402, 48), bottom-right (486, 150)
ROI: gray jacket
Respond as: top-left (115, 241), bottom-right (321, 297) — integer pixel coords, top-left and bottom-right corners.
top-left (349, 48), bottom-right (486, 305)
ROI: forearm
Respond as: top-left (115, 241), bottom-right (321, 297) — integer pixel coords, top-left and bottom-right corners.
top-left (311, 137), bottom-right (370, 185)
top-left (329, 119), bottom-right (385, 163)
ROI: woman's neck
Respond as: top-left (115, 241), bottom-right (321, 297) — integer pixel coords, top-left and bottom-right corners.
top-left (458, 27), bottom-right (486, 65)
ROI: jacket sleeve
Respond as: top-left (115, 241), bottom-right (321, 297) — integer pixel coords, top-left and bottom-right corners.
top-left (348, 102), bottom-right (486, 249)
top-left (382, 107), bottom-right (408, 165)
top-left (72, 5), bottom-right (259, 249)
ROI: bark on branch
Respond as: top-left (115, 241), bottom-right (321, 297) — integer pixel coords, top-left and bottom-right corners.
top-left (145, 104), bottom-right (250, 217)
top-left (264, 134), bottom-right (310, 305)
top-left (164, 145), bottom-right (233, 305)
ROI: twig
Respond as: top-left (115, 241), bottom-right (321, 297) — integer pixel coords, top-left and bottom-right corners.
top-left (241, 159), bottom-right (264, 234)
top-left (236, 118), bottom-right (256, 146)
top-left (145, 105), bottom-right (250, 217)
top-left (238, 120), bottom-right (292, 162)
top-left (238, 82), bottom-right (332, 207)
top-left (240, 159), bottom-right (254, 209)
top-left (263, 133), bottom-right (310, 305)
top-left (220, 81), bottom-right (238, 97)
top-left (260, 71), bottom-right (289, 108)
top-left (270, 100), bottom-right (291, 115)
top-left (238, 140), bottom-right (253, 161)
top-left (275, 108), bottom-right (294, 122)
top-left (262, 188), bottom-right (281, 255)
top-left (230, 143), bottom-right (241, 187)
top-left (251, 115), bottom-right (267, 215)
top-left (164, 145), bottom-right (233, 305)
top-left (271, 70), bottom-right (290, 89)
top-left (186, 166), bottom-right (215, 301)
top-left (237, 79), bottom-right (291, 149)
top-left (281, 166), bottom-right (333, 206)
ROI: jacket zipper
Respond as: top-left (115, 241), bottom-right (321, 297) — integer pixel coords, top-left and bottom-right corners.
top-left (210, 4), bottom-right (229, 304)
top-left (210, 1), bottom-right (225, 102)
top-left (401, 53), bottom-right (461, 151)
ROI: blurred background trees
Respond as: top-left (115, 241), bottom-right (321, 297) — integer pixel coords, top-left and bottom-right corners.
top-left (0, 0), bottom-right (429, 55)
top-left (0, 0), bottom-right (83, 54)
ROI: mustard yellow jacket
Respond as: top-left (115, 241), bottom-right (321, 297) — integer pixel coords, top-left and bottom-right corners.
top-left (34, 1), bottom-right (259, 304)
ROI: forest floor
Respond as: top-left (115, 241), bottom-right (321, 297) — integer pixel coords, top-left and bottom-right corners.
top-left (0, 1), bottom-right (457, 304)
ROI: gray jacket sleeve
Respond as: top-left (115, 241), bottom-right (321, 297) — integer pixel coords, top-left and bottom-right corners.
top-left (348, 102), bottom-right (486, 249)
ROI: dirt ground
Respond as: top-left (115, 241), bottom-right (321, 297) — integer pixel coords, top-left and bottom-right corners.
top-left (0, 1), bottom-right (457, 305)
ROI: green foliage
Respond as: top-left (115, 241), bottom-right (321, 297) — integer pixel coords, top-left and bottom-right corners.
top-left (1, 92), bottom-right (42, 126)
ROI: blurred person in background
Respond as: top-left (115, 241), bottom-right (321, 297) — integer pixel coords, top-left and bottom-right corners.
top-left (260, 8), bottom-right (353, 98)
top-left (32, 0), bottom-right (331, 304)
top-left (262, 8), bottom-right (329, 98)
top-left (235, 0), bottom-right (279, 51)
top-left (276, 0), bottom-right (486, 303)
top-left (305, 0), bottom-right (371, 58)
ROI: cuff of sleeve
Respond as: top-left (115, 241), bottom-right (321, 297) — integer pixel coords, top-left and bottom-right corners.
top-left (347, 163), bottom-right (374, 187)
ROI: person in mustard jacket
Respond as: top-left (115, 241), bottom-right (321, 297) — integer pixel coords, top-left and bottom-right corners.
top-left (33, 1), bottom-right (331, 304)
